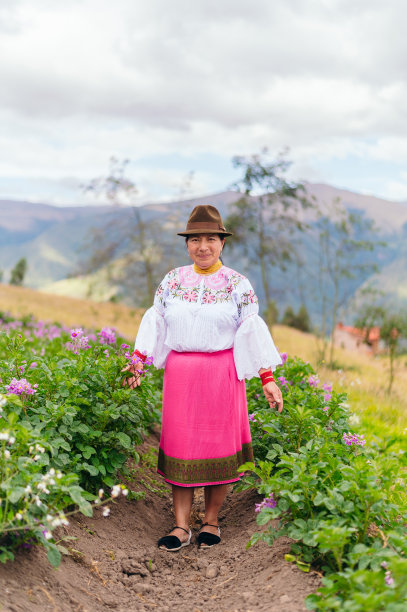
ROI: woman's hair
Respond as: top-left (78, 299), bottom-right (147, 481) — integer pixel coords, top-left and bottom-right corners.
top-left (185, 234), bottom-right (227, 242)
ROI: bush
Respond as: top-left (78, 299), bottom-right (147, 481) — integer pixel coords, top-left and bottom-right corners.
top-left (241, 355), bottom-right (407, 610)
top-left (0, 395), bottom-right (92, 566)
top-left (281, 304), bottom-right (311, 332)
top-left (0, 322), bottom-right (160, 490)
top-left (0, 316), bottom-right (162, 565)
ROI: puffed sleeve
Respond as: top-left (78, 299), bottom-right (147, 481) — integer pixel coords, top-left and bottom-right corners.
top-left (233, 278), bottom-right (282, 380)
top-left (134, 273), bottom-right (171, 369)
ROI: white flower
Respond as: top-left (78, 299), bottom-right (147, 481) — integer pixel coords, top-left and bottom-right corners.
top-left (122, 488), bottom-right (129, 497)
top-left (111, 485), bottom-right (121, 498)
top-left (29, 446), bottom-right (34, 454)
top-left (49, 468), bottom-right (55, 476)
top-left (16, 513), bottom-right (23, 520)
top-left (98, 488), bottom-right (104, 499)
top-left (46, 514), bottom-right (53, 522)
top-left (43, 530), bottom-right (52, 540)
top-left (56, 471), bottom-right (63, 479)
top-left (59, 514), bottom-right (69, 526)
top-left (0, 396), bottom-right (7, 408)
top-left (349, 414), bottom-right (360, 425)
top-left (0, 432), bottom-right (9, 441)
top-left (35, 444), bottom-right (45, 454)
top-left (24, 485), bottom-right (32, 494)
top-left (33, 454), bottom-right (40, 461)
top-left (8, 436), bottom-right (15, 445)
top-left (37, 482), bottom-right (50, 494)
top-left (34, 496), bottom-right (42, 506)
top-left (102, 507), bottom-right (110, 517)
top-left (4, 449), bottom-right (10, 459)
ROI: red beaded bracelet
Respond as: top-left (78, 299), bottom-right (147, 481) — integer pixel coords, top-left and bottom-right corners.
top-left (132, 349), bottom-right (147, 363)
top-left (260, 370), bottom-right (275, 385)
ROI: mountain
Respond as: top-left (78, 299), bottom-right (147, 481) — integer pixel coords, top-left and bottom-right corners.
top-left (2, 186), bottom-right (407, 320)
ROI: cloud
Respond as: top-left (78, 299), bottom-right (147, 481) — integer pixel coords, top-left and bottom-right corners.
top-left (0, 0), bottom-right (407, 204)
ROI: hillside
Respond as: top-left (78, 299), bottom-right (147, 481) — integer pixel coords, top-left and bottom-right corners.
top-left (0, 283), bottom-right (143, 339)
top-left (2, 185), bottom-right (407, 315)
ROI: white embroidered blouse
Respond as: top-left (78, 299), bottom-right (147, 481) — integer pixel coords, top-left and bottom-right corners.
top-left (134, 264), bottom-right (282, 380)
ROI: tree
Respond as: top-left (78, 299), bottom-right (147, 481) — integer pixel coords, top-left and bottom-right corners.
top-left (296, 303), bottom-right (311, 332)
top-left (281, 303), bottom-right (311, 332)
top-left (9, 258), bottom-right (27, 286)
top-left (281, 305), bottom-right (296, 327)
top-left (81, 157), bottom-right (163, 305)
top-left (355, 302), bottom-right (407, 394)
top-left (225, 149), bottom-right (312, 326)
top-left (312, 198), bottom-right (384, 367)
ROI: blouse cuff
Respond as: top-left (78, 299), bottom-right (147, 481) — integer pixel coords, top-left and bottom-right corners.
top-left (233, 315), bottom-right (282, 380)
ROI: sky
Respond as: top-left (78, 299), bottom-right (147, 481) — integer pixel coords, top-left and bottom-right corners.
top-left (1, 0), bottom-right (407, 206)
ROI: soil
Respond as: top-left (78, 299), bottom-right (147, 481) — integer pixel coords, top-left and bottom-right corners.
top-left (0, 427), bottom-right (320, 612)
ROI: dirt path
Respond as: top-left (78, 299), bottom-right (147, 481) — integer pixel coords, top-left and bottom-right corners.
top-left (0, 429), bottom-right (319, 612)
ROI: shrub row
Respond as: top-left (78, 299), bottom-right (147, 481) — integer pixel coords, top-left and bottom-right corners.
top-left (242, 356), bottom-right (407, 611)
top-left (0, 316), bottom-right (160, 565)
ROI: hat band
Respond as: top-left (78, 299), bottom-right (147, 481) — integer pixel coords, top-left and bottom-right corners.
top-left (186, 221), bottom-right (226, 231)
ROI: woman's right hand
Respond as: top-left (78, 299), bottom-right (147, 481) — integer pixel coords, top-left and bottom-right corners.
top-left (121, 363), bottom-right (143, 389)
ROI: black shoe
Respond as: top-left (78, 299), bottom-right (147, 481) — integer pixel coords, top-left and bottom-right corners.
top-left (157, 526), bottom-right (192, 552)
top-left (197, 522), bottom-right (221, 549)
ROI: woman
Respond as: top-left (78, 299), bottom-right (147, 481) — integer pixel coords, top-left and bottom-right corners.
top-left (126, 204), bottom-right (283, 551)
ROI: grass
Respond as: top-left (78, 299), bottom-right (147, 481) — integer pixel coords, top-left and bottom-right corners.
top-left (0, 282), bottom-right (143, 339)
top-left (273, 325), bottom-right (407, 445)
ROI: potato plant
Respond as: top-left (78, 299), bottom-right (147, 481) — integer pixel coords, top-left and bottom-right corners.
top-left (243, 355), bottom-right (407, 611)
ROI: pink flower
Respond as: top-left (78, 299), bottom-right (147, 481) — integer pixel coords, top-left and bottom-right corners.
top-left (202, 292), bottom-right (216, 304)
top-left (184, 290), bottom-right (198, 302)
top-left (280, 352), bottom-right (288, 365)
top-left (247, 290), bottom-right (257, 303)
top-left (6, 378), bottom-right (37, 396)
top-left (343, 432), bottom-right (366, 447)
top-left (70, 328), bottom-right (84, 339)
top-left (308, 375), bottom-right (320, 388)
top-left (168, 279), bottom-right (178, 290)
top-left (98, 327), bottom-right (116, 345)
top-left (178, 266), bottom-right (200, 287)
top-left (205, 270), bottom-right (228, 290)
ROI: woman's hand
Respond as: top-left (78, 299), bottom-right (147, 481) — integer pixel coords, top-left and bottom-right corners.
top-left (121, 363), bottom-right (143, 389)
top-left (262, 381), bottom-right (283, 413)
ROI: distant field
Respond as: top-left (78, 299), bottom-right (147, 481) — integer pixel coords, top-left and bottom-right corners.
top-left (1, 283), bottom-right (406, 440)
top-left (0, 283), bottom-right (143, 339)
top-left (273, 325), bottom-right (407, 442)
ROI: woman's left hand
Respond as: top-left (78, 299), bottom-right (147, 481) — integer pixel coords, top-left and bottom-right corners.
top-left (262, 381), bottom-right (283, 413)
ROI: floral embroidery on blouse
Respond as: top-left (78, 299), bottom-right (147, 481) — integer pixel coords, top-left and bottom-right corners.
top-left (154, 265), bottom-right (258, 317)
top-left (237, 290), bottom-right (259, 319)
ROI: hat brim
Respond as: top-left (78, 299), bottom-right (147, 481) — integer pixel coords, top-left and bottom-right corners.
top-left (177, 229), bottom-right (233, 237)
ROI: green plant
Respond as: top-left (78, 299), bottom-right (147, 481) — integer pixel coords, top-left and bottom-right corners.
top-left (0, 396), bottom-right (92, 566)
top-left (241, 355), bottom-right (407, 610)
top-left (0, 326), bottom-right (160, 490)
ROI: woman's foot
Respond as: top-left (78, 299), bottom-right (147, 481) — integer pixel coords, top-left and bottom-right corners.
top-left (197, 522), bottom-right (221, 549)
top-left (157, 526), bottom-right (192, 551)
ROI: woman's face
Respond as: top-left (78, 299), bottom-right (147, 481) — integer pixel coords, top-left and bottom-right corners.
top-left (186, 234), bottom-right (225, 269)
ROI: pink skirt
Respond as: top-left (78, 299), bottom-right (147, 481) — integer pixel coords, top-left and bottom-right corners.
top-left (157, 348), bottom-right (254, 487)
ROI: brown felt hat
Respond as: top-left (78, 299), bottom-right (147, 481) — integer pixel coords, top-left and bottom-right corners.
top-left (177, 204), bottom-right (233, 237)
